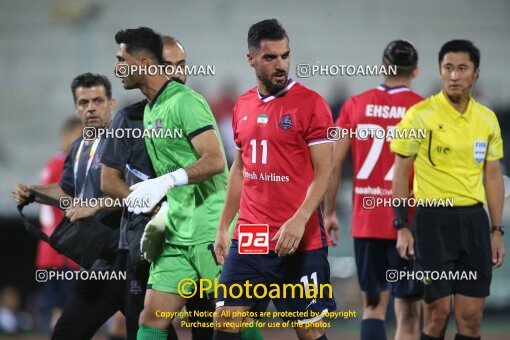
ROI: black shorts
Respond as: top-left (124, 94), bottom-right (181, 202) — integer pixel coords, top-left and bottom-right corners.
top-left (217, 240), bottom-right (337, 322)
top-left (413, 203), bottom-right (492, 303)
top-left (354, 238), bottom-right (422, 299)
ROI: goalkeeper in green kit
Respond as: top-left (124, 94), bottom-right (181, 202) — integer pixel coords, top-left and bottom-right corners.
top-left (114, 27), bottom-right (262, 340)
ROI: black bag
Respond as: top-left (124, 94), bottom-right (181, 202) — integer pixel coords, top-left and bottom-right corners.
top-left (17, 190), bottom-right (113, 270)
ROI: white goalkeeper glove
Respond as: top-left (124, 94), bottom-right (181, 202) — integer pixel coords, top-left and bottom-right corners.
top-left (140, 201), bottom-right (168, 262)
top-left (127, 168), bottom-right (188, 214)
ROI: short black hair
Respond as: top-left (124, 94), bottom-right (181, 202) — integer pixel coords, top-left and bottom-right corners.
top-left (248, 19), bottom-right (288, 50)
top-left (382, 40), bottom-right (418, 77)
top-left (70, 73), bottom-right (112, 103)
top-left (438, 40), bottom-right (480, 69)
top-left (115, 27), bottom-right (163, 64)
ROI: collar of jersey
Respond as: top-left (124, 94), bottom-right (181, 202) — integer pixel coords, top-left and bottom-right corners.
top-left (149, 79), bottom-right (173, 109)
top-left (257, 79), bottom-right (296, 103)
top-left (438, 90), bottom-right (473, 122)
top-left (376, 84), bottom-right (410, 95)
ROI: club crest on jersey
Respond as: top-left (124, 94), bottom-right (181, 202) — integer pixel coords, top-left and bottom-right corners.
top-left (257, 114), bottom-right (268, 127)
top-left (155, 119), bottom-right (163, 130)
top-left (473, 140), bottom-right (488, 163)
top-left (92, 154), bottom-right (102, 169)
top-left (279, 114), bottom-right (293, 130)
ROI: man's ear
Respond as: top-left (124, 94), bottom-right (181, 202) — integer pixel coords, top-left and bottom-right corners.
top-left (411, 66), bottom-right (420, 79)
top-left (109, 98), bottom-right (117, 112)
top-left (474, 68), bottom-right (480, 80)
top-left (137, 51), bottom-right (151, 67)
top-left (247, 52), bottom-right (255, 68)
top-left (75, 108), bottom-right (83, 123)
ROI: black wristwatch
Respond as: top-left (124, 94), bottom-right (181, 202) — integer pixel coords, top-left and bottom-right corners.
top-left (393, 218), bottom-right (409, 230)
top-left (491, 226), bottom-right (505, 236)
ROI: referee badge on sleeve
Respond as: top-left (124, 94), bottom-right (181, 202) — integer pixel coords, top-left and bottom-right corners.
top-left (473, 140), bottom-right (488, 163)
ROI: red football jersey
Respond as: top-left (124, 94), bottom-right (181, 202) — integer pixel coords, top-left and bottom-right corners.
top-left (336, 84), bottom-right (423, 239)
top-left (36, 151), bottom-right (80, 269)
top-left (232, 80), bottom-right (333, 251)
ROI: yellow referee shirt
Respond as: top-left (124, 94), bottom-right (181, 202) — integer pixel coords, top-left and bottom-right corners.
top-left (390, 90), bottom-right (503, 206)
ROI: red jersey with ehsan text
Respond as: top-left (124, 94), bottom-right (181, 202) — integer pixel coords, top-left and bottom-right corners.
top-left (336, 84), bottom-right (423, 239)
top-left (232, 80), bottom-right (333, 251)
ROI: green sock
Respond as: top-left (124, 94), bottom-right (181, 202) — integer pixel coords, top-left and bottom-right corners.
top-left (137, 324), bottom-right (168, 340)
top-left (240, 324), bottom-right (264, 340)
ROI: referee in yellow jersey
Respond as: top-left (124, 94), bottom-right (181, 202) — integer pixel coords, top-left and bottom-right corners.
top-left (390, 40), bottom-right (505, 340)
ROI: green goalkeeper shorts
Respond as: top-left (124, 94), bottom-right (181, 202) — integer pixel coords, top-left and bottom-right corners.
top-left (147, 241), bottom-right (221, 296)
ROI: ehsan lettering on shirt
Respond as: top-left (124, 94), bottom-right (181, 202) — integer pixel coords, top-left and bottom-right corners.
top-left (365, 104), bottom-right (406, 119)
top-left (243, 170), bottom-right (290, 183)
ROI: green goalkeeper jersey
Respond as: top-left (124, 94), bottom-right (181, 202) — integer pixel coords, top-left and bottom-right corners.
top-left (143, 80), bottom-right (228, 245)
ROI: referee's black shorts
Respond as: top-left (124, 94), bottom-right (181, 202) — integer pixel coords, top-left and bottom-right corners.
top-left (413, 203), bottom-right (492, 303)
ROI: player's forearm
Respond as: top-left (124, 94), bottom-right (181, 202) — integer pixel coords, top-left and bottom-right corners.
top-left (324, 162), bottom-right (342, 216)
top-left (392, 155), bottom-right (414, 225)
top-left (218, 160), bottom-right (243, 231)
top-left (392, 155), bottom-right (412, 200)
top-left (184, 153), bottom-right (225, 184)
top-left (30, 183), bottom-right (70, 203)
top-left (296, 165), bottom-right (332, 222)
top-left (100, 166), bottom-right (131, 199)
top-left (392, 176), bottom-right (409, 200)
top-left (324, 137), bottom-right (350, 216)
top-left (485, 168), bottom-right (504, 226)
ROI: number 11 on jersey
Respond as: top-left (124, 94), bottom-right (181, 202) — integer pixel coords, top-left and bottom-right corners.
top-left (250, 139), bottom-right (268, 164)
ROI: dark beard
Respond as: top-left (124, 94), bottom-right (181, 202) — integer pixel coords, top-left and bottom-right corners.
top-left (123, 77), bottom-right (139, 90)
top-left (123, 82), bottom-right (137, 90)
top-left (122, 74), bottom-right (144, 90)
top-left (258, 72), bottom-right (288, 95)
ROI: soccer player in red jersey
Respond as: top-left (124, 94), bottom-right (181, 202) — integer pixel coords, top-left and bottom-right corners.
top-left (213, 19), bottom-right (336, 340)
top-left (324, 40), bottom-right (423, 340)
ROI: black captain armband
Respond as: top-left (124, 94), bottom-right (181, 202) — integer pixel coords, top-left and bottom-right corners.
top-left (393, 200), bottom-right (409, 230)
top-left (491, 226), bottom-right (505, 236)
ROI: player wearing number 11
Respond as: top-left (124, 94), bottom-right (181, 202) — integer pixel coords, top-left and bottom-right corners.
top-left (324, 40), bottom-right (423, 340)
top-left (214, 19), bottom-right (336, 340)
